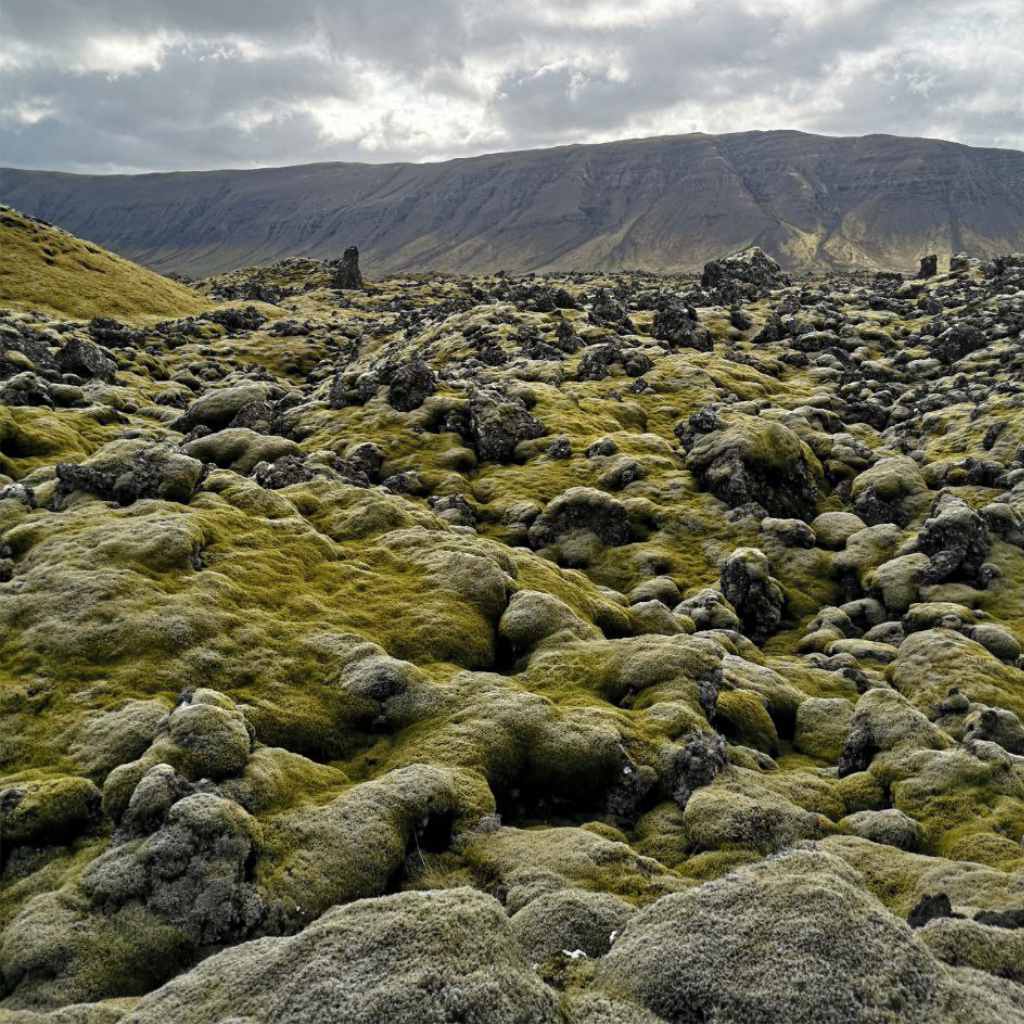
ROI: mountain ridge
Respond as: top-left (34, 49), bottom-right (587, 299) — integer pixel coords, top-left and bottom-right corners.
top-left (3, 129), bottom-right (1024, 278)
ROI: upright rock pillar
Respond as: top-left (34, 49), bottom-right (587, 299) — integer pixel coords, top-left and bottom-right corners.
top-left (334, 246), bottom-right (363, 290)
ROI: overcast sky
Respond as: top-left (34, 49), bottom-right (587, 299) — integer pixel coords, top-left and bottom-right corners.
top-left (1, 0), bottom-right (1022, 174)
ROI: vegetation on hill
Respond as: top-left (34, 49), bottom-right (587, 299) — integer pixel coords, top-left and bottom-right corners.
top-left (0, 206), bottom-right (205, 320)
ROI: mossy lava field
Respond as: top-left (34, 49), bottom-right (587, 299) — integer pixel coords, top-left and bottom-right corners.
top-left (3, 228), bottom-right (1024, 1023)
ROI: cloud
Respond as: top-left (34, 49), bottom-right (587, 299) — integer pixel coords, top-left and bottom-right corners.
top-left (0, 0), bottom-right (1021, 172)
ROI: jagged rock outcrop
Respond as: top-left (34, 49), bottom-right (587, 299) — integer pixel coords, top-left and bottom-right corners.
top-left (332, 246), bottom-right (363, 290)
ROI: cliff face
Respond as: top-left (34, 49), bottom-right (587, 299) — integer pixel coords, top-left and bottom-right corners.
top-left (3, 130), bottom-right (1024, 277)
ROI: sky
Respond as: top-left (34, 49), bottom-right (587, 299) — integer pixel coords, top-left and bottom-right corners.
top-left (0, 0), bottom-right (1022, 174)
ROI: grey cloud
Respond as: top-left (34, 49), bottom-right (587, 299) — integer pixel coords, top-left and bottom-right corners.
top-left (0, 0), bottom-right (1021, 173)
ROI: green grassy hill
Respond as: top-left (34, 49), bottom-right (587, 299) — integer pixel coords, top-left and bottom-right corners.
top-left (0, 205), bottom-right (205, 320)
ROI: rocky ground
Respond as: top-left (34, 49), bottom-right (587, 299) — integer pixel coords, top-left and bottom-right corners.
top-left (2, 241), bottom-right (1024, 1022)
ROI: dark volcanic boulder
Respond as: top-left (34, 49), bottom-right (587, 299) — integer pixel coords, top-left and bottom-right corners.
top-left (850, 457), bottom-right (928, 528)
top-left (577, 341), bottom-right (623, 381)
top-left (929, 323), bottom-right (986, 364)
top-left (685, 415), bottom-right (823, 520)
top-left (87, 317), bottom-right (147, 348)
top-left (56, 337), bottom-right (117, 381)
top-left (0, 371), bottom-right (53, 407)
top-left (328, 369), bottom-right (379, 409)
top-left (916, 492), bottom-right (991, 582)
top-left (752, 314), bottom-right (786, 344)
top-left (0, 324), bottom-right (58, 379)
top-left (668, 730), bottom-right (728, 808)
top-left (252, 454), bottom-right (315, 490)
top-left (202, 306), bottom-right (267, 332)
top-left (587, 288), bottom-right (636, 333)
top-left (386, 359), bottom-right (437, 412)
top-left (720, 546), bottom-right (785, 643)
top-left (701, 246), bottom-right (786, 293)
top-left (528, 486), bottom-right (631, 549)
top-left (652, 303), bottom-right (713, 351)
top-left (467, 387), bottom-right (545, 462)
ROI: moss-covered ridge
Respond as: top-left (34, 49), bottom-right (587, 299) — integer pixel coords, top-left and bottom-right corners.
top-left (0, 206), bottom-right (205, 320)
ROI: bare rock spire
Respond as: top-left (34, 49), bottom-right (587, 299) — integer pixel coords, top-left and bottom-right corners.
top-left (333, 246), bottom-right (363, 289)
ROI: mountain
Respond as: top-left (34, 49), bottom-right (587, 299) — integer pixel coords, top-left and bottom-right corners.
top-left (0, 204), bottom-right (204, 319)
top-left (3, 130), bottom-right (1024, 278)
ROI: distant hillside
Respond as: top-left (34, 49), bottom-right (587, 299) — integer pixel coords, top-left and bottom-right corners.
top-left (3, 130), bottom-right (1024, 278)
top-left (0, 205), bottom-right (205, 319)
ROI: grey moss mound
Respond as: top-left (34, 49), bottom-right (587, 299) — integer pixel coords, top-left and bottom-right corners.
top-left (595, 849), bottom-right (1024, 1024)
top-left (118, 888), bottom-right (561, 1024)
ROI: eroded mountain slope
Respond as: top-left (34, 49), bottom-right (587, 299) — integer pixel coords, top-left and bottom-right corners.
top-left (4, 130), bottom-right (1024, 278)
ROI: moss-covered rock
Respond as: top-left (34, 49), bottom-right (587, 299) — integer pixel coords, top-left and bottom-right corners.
top-left (117, 888), bottom-right (562, 1023)
top-left (55, 441), bottom-right (205, 506)
top-left (1, 793), bottom-right (263, 1008)
top-left (852, 456), bottom-right (930, 527)
top-left (258, 764), bottom-right (481, 929)
top-left (686, 414), bottom-right (823, 520)
top-left (462, 824), bottom-right (688, 904)
top-left (714, 690), bottom-right (779, 754)
top-left (172, 383), bottom-right (275, 433)
top-left (594, 848), bottom-right (1015, 1024)
top-left (181, 428), bottom-right (301, 475)
top-left (891, 629), bottom-right (1024, 720)
top-left (838, 688), bottom-right (952, 777)
top-left (682, 769), bottom-right (831, 854)
top-left (68, 700), bottom-right (170, 781)
top-left (510, 888), bottom-right (635, 961)
top-left (811, 511), bottom-right (866, 550)
top-left (839, 808), bottom-right (924, 851)
top-left (1, 776), bottom-right (101, 847)
top-left (918, 916), bottom-right (1024, 983)
top-left (528, 487), bottom-right (631, 550)
top-left (498, 589), bottom-right (601, 657)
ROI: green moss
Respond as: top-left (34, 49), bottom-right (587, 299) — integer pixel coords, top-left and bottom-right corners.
top-left (0, 836), bottom-right (106, 933)
top-left (0, 406), bottom-right (111, 480)
top-left (0, 207), bottom-right (205, 320)
top-left (890, 628), bottom-right (1024, 721)
top-left (682, 770), bottom-right (833, 855)
top-left (714, 690), bottom-right (779, 755)
top-left (677, 848), bottom-right (761, 882)
top-left (836, 771), bottom-right (887, 814)
top-left (1, 892), bottom-right (194, 1008)
top-left (462, 825), bottom-right (690, 906)
top-left (1, 774), bottom-right (101, 845)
